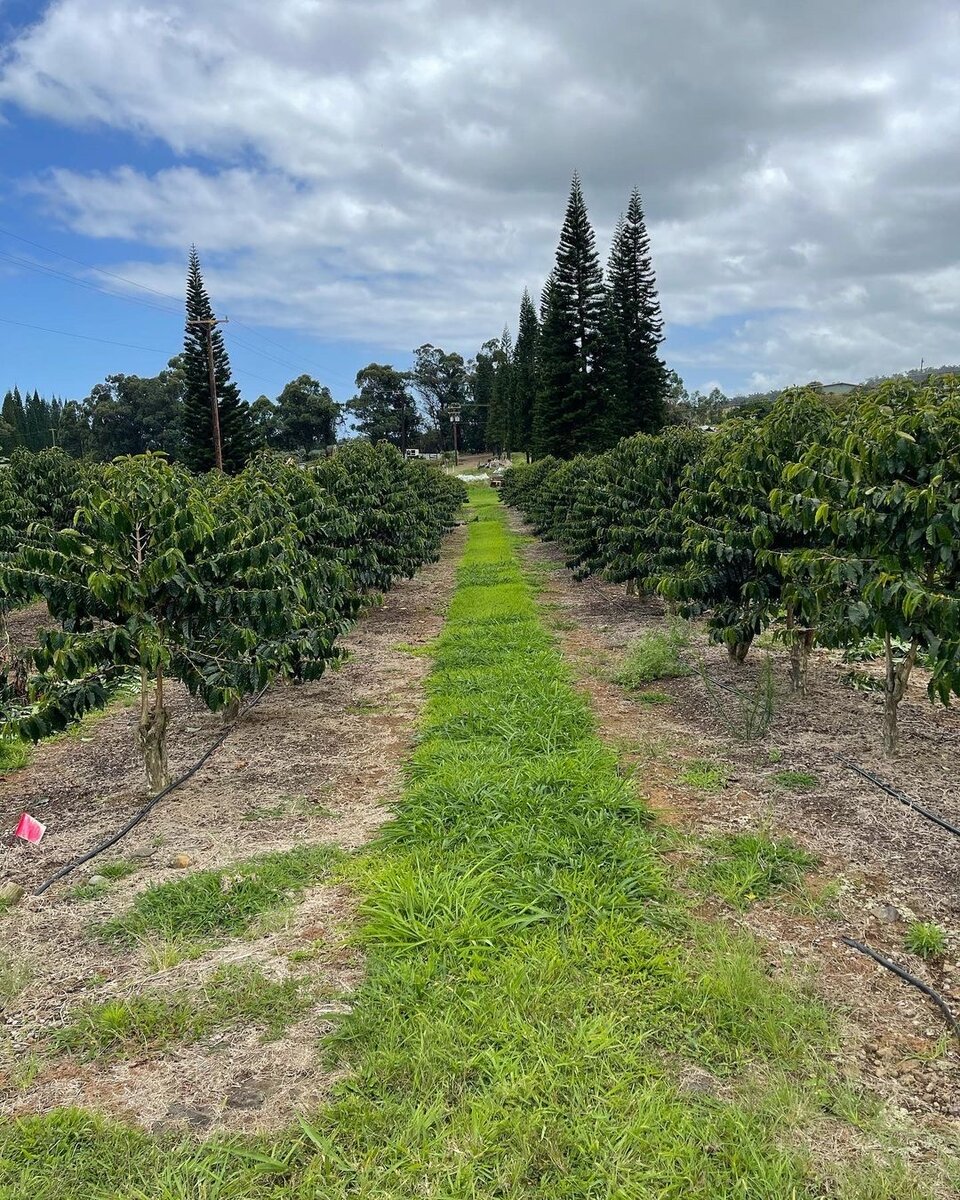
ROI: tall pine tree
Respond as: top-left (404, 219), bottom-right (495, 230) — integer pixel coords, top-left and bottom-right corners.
top-left (532, 273), bottom-right (575, 458)
top-left (485, 327), bottom-right (514, 455)
top-left (531, 174), bottom-right (606, 458)
top-left (24, 389), bottom-right (50, 452)
top-left (604, 189), bottom-right (667, 441)
top-left (512, 289), bottom-right (539, 460)
top-left (181, 247), bottom-right (253, 473)
top-left (1, 388), bottom-right (26, 453)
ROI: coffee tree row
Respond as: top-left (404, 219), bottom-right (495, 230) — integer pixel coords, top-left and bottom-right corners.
top-left (0, 445), bottom-right (465, 789)
top-left (502, 376), bottom-right (960, 754)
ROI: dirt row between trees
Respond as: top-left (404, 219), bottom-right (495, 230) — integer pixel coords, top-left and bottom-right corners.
top-left (510, 514), bottom-right (960, 1143)
top-left (0, 527), bottom-right (465, 1133)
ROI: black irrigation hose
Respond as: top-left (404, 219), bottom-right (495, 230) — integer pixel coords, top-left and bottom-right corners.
top-left (837, 756), bottom-right (960, 840)
top-left (841, 936), bottom-right (960, 1041)
top-left (32, 684), bottom-right (271, 896)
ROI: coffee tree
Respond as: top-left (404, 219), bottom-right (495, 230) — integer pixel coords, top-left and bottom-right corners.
top-left (314, 442), bottom-right (462, 593)
top-left (603, 427), bottom-right (707, 592)
top-left (7, 447), bottom-right (86, 531)
top-left (775, 376), bottom-right (960, 752)
top-left (661, 390), bottom-right (838, 674)
top-left (8, 454), bottom-right (350, 790)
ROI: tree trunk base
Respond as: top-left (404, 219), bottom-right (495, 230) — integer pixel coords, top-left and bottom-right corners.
top-left (789, 630), bottom-right (815, 694)
top-left (728, 638), bottom-right (752, 664)
top-left (137, 701), bottom-right (170, 793)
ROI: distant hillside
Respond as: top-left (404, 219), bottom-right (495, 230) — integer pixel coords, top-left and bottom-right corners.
top-left (730, 363), bottom-right (960, 409)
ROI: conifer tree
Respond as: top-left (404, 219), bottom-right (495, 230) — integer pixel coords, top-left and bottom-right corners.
top-left (181, 247), bottom-right (253, 473)
top-left (485, 327), bottom-right (514, 455)
top-left (605, 189), bottom-right (667, 442)
top-left (512, 290), bottom-right (539, 460)
top-left (531, 175), bottom-right (606, 458)
top-left (472, 341), bottom-right (497, 453)
top-left (1, 388), bottom-right (25, 452)
top-left (24, 389), bottom-right (50, 452)
top-left (531, 273), bottom-right (576, 458)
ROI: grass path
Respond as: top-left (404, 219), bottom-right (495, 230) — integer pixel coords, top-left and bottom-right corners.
top-left (0, 487), bottom-right (949, 1197)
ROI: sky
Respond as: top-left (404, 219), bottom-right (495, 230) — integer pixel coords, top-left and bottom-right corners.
top-left (0, 0), bottom-right (958, 407)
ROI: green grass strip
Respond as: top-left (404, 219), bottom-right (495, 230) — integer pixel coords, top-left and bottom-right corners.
top-left (0, 487), bottom-right (947, 1199)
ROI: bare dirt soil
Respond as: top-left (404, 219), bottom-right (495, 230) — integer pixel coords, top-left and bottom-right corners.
top-left (0, 528), bottom-right (464, 1134)
top-left (3, 601), bottom-right (53, 657)
top-left (511, 515), bottom-right (960, 1144)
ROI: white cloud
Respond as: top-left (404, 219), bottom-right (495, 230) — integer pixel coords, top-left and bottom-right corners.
top-left (1, 0), bottom-right (959, 388)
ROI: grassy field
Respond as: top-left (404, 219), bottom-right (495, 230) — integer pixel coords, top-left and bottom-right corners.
top-left (0, 486), bottom-right (949, 1198)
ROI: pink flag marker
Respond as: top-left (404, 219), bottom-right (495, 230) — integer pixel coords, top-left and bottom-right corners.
top-left (14, 812), bottom-right (46, 844)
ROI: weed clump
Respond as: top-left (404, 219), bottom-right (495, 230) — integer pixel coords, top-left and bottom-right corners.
top-left (905, 922), bottom-right (947, 960)
top-left (103, 844), bottom-right (340, 943)
top-left (0, 737), bottom-right (30, 774)
top-left (615, 626), bottom-right (690, 688)
top-left (774, 770), bottom-right (818, 791)
top-left (701, 832), bottom-right (815, 908)
top-left (53, 964), bottom-right (315, 1057)
top-left (0, 952), bottom-right (32, 1003)
top-left (680, 760), bottom-right (727, 792)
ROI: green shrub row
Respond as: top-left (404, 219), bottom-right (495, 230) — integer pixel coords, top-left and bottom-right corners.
top-left (0, 444), bottom-right (465, 786)
top-left (502, 376), bottom-right (960, 754)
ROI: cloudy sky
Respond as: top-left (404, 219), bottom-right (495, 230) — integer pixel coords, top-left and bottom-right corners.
top-left (0, 0), bottom-right (958, 404)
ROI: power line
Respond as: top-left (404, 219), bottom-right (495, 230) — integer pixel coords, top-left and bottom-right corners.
top-left (0, 314), bottom-right (167, 354)
top-left (0, 224), bottom-right (355, 385)
top-left (225, 330), bottom-right (307, 374)
top-left (0, 225), bottom-right (184, 306)
top-left (0, 313), bottom-right (299, 389)
top-left (227, 318), bottom-right (354, 387)
top-left (0, 248), bottom-right (182, 317)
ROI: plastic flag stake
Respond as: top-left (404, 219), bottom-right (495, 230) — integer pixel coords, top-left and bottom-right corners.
top-left (14, 813), bottom-right (46, 844)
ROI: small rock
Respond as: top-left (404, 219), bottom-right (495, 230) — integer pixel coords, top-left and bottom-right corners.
top-left (168, 853), bottom-right (192, 869)
top-left (159, 1103), bottom-right (212, 1130)
top-left (0, 882), bottom-right (25, 906)
top-left (88, 874), bottom-right (107, 886)
top-left (869, 902), bottom-right (900, 923)
top-left (678, 1066), bottom-right (722, 1099)
top-left (224, 1083), bottom-right (266, 1110)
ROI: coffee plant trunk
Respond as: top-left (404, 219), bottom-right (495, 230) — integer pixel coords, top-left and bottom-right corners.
top-left (727, 635), bottom-right (753, 664)
top-left (785, 605), bottom-right (815, 695)
top-left (137, 665), bottom-right (170, 792)
top-left (881, 634), bottom-right (919, 757)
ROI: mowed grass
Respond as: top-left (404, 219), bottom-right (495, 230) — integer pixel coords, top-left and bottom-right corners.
top-left (0, 487), bottom-right (950, 1199)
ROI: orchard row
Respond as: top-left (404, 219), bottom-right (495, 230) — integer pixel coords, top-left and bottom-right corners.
top-left (502, 375), bottom-right (960, 754)
top-left (0, 445), bottom-right (465, 788)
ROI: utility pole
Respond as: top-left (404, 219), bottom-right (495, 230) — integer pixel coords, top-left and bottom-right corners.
top-left (448, 403), bottom-right (461, 467)
top-left (187, 316), bottom-right (229, 471)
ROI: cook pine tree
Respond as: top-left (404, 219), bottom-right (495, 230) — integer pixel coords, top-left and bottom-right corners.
top-left (605, 188), bottom-right (668, 441)
top-left (181, 246), bottom-right (254, 472)
top-left (531, 174), bottom-right (607, 458)
top-left (484, 327), bottom-right (514, 455)
top-left (512, 289), bottom-right (540, 460)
